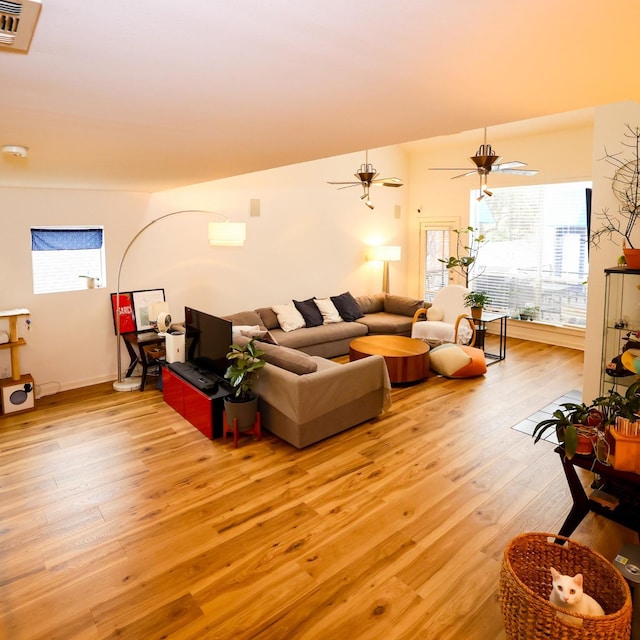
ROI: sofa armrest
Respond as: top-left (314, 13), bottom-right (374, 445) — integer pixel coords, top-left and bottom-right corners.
top-left (253, 355), bottom-right (391, 424)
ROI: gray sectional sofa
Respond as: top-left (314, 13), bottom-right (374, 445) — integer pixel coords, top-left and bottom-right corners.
top-left (223, 292), bottom-right (426, 448)
top-left (226, 292), bottom-right (427, 359)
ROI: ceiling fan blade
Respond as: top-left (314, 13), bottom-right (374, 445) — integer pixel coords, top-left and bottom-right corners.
top-left (498, 169), bottom-right (539, 176)
top-left (327, 181), bottom-right (360, 185)
top-left (371, 177), bottom-right (403, 187)
top-left (493, 161), bottom-right (526, 171)
top-left (428, 167), bottom-right (472, 171)
top-left (451, 171), bottom-right (478, 179)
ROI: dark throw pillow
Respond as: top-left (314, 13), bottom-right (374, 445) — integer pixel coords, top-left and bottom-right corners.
top-left (293, 298), bottom-right (323, 327)
top-left (330, 291), bottom-right (364, 322)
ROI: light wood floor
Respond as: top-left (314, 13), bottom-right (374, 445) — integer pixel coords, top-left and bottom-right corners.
top-left (1, 338), bottom-right (637, 639)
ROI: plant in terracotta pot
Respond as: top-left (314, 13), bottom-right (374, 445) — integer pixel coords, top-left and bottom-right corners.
top-left (590, 124), bottom-right (640, 267)
top-left (532, 401), bottom-right (602, 459)
top-left (223, 338), bottom-right (266, 430)
top-left (464, 290), bottom-right (491, 320)
top-left (532, 381), bottom-right (640, 460)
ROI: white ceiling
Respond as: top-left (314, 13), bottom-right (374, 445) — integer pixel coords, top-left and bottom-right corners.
top-left (1, 0), bottom-right (638, 192)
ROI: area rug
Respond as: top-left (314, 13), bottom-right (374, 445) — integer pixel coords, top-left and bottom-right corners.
top-left (510, 389), bottom-right (582, 444)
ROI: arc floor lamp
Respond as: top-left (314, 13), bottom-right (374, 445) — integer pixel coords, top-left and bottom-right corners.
top-left (113, 209), bottom-right (246, 392)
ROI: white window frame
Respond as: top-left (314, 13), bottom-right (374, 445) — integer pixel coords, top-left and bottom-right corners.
top-left (31, 226), bottom-right (106, 295)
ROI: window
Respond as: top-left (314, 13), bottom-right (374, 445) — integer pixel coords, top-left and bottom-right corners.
top-left (469, 182), bottom-right (590, 327)
top-left (31, 227), bottom-right (106, 294)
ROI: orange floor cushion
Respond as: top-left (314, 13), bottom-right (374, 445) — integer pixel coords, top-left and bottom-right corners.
top-left (429, 343), bottom-right (487, 378)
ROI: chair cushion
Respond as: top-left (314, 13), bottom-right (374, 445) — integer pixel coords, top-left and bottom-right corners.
top-left (430, 343), bottom-right (486, 378)
top-left (426, 305), bottom-right (444, 321)
top-left (411, 320), bottom-right (456, 344)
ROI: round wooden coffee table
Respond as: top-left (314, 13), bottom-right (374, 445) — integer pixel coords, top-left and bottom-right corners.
top-left (349, 335), bottom-right (430, 384)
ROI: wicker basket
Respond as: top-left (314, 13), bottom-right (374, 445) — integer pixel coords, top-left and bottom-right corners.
top-left (498, 532), bottom-right (632, 639)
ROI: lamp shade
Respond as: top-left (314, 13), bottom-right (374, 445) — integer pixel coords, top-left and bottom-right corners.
top-left (208, 222), bottom-right (246, 246)
top-left (366, 245), bottom-right (401, 262)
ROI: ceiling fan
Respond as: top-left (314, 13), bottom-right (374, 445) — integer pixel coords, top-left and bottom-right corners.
top-left (429, 129), bottom-right (538, 200)
top-left (328, 151), bottom-right (403, 209)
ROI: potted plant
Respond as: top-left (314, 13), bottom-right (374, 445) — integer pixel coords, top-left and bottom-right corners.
top-left (464, 290), bottom-right (491, 320)
top-left (532, 401), bottom-right (601, 459)
top-left (223, 338), bottom-right (266, 430)
top-left (438, 226), bottom-right (488, 286)
top-left (518, 305), bottom-right (540, 321)
top-left (532, 381), bottom-right (640, 459)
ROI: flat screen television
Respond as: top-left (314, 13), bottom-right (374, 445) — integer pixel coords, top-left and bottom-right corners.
top-left (184, 307), bottom-right (232, 376)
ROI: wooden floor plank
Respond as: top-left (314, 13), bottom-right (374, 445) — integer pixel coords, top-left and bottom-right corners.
top-left (0, 337), bottom-right (636, 639)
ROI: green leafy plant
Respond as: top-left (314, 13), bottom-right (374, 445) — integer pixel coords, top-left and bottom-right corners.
top-left (438, 226), bottom-right (487, 286)
top-left (464, 291), bottom-right (491, 309)
top-left (532, 381), bottom-right (640, 459)
top-left (519, 305), bottom-right (540, 321)
top-left (224, 338), bottom-right (266, 401)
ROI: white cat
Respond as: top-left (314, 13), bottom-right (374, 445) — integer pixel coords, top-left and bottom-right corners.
top-left (549, 567), bottom-right (605, 626)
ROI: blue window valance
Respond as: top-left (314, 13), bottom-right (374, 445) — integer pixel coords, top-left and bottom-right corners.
top-left (31, 228), bottom-right (103, 251)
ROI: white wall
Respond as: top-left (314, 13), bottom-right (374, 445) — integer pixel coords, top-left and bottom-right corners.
top-left (142, 146), bottom-right (410, 318)
top-left (0, 147), bottom-right (408, 393)
top-left (0, 188), bottom-right (151, 394)
top-left (583, 101), bottom-right (640, 402)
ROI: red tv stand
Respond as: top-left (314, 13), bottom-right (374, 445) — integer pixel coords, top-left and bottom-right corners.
top-left (162, 367), bottom-right (228, 439)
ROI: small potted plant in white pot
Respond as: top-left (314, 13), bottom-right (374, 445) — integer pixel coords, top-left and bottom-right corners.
top-left (223, 338), bottom-right (266, 431)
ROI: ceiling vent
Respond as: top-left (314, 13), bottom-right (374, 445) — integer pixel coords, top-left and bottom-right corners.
top-left (0, 0), bottom-right (41, 53)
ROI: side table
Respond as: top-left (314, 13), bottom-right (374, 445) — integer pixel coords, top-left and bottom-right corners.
top-left (555, 445), bottom-right (640, 538)
top-left (467, 311), bottom-right (508, 364)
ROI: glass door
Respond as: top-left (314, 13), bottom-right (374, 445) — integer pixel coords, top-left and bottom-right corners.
top-left (419, 219), bottom-right (460, 301)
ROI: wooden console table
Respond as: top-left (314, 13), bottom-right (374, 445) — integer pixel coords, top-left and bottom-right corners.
top-left (555, 445), bottom-right (640, 538)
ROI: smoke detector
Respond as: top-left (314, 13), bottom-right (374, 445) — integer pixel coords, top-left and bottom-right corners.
top-left (3, 145), bottom-right (28, 157)
top-left (0, 0), bottom-right (42, 53)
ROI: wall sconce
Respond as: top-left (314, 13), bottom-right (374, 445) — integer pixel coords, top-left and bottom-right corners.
top-left (366, 245), bottom-right (401, 293)
top-left (114, 209), bottom-right (246, 391)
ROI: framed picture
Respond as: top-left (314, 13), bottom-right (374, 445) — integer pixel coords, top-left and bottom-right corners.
top-left (132, 288), bottom-right (166, 332)
top-left (111, 292), bottom-right (136, 335)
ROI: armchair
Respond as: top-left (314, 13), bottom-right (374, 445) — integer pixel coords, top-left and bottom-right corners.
top-left (411, 285), bottom-right (476, 346)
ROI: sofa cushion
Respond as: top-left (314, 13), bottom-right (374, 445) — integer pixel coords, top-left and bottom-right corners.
top-left (271, 303), bottom-right (306, 332)
top-left (255, 307), bottom-right (280, 330)
top-left (357, 313), bottom-right (413, 336)
top-left (293, 298), bottom-right (323, 327)
top-left (330, 291), bottom-right (364, 321)
top-left (260, 342), bottom-right (318, 374)
top-left (224, 310), bottom-right (265, 328)
top-left (314, 297), bottom-right (343, 324)
top-left (231, 325), bottom-right (278, 345)
top-left (384, 294), bottom-right (425, 317)
top-left (355, 293), bottom-right (385, 314)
